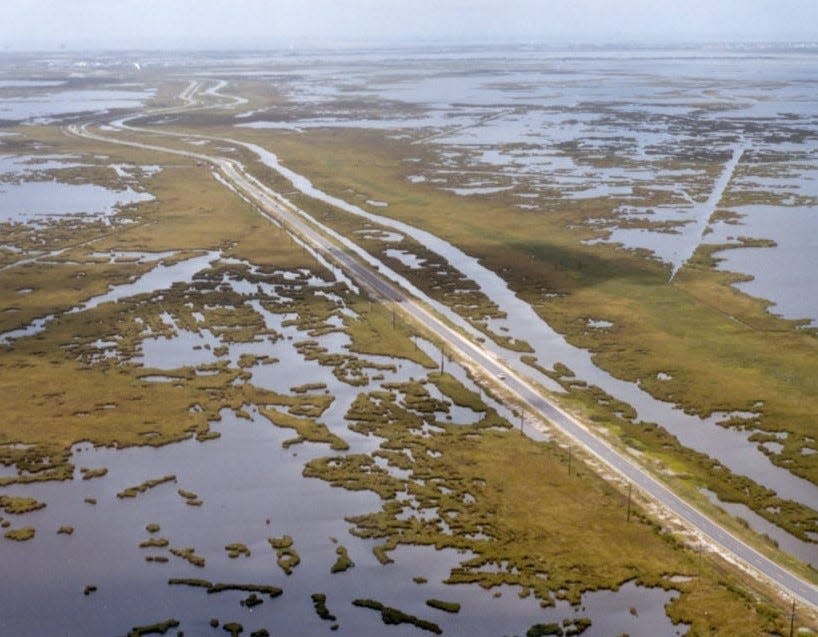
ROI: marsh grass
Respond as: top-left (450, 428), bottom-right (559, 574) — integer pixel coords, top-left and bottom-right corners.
top-left (311, 593), bottom-right (337, 621)
top-left (330, 545), bottom-right (355, 573)
top-left (0, 106), bottom-right (809, 635)
top-left (345, 299), bottom-right (436, 368)
top-left (290, 382), bottom-right (328, 394)
top-left (261, 408), bottom-right (348, 451)
top-left (80, 467), bottom-right (108, 480)
top-left (305, 379), bottom-right (794, 635)
top-left (425, 599), bottom-right (460, 613)
top-left (521, 355), bottom-right (818, 544)
top-left (0, 495), bottom-right (45, 515)
top-left (233, 126), bottom-right (818, 492)
top-left (267, 535), bottom-right (300, 575)
top-left (169, 547), bottom-right (205, 568)
top-left (4, 526), bottom-right (35, 541)
top-left (0, 127), bottom-right (337, 484)
top-left (123, 618), bottom-right (179, 637)
top-left (117, 475), bottom-right (177, 499)
top-left (225, 543), bottom-right (250, 559)
top-left (352, 598), bottom-right (442, 634)
top-left (168, 578), bottom-right (283, 597)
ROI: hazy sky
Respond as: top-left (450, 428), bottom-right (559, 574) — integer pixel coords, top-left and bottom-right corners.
top-left (2, 0), bottom-right (817, 51)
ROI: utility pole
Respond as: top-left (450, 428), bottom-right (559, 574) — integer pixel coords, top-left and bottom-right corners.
top-left (626, 483), bottom-right (632, 522)
top-left (790, 598), bottom-right (796, 637)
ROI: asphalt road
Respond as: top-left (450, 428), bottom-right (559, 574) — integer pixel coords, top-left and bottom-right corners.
top-left (68, 116), bottom-right (818, 611)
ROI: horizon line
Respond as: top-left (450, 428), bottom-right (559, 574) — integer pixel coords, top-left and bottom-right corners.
top-left (3, 38), bottom-right (818, 56)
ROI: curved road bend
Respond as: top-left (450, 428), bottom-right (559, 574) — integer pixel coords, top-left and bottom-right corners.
top-left (66, 121), bottom-right (818, 611)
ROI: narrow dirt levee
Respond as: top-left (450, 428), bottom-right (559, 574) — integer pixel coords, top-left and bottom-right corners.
top-left (669, 142), bottom-right (747, 282)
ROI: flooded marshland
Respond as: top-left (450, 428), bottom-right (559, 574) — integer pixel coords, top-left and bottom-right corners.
top-left (235, 47), bottom-right (818, 323)
top-left (0, 205), bottom-right (687, 634)
top-left (0, 46), bottom-right (815, 636)
top-left (208, 45), bottom-right (818, 557)
top-left (2, 408), bottom-right (682, 637)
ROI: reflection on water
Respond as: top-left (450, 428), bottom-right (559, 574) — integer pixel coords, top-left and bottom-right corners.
top-left (2, 47), bottom-right (814, 633)
top-left (0, 179), bottom-right (152, 224)
top-left (0, 246), bottom-right (684, 633)
top-left (701, 489), bottom-right (817, 569)
top-left (0, 153), bottom-right (89, 173)
top-left (708, 204), bottom-right (818, 327)
top-left (0, 314), bottom-right (55, 346)
top-left (0, 87), bottom-right (155, 123)
top-left (0, 252), bottom-right (216, 345)
top-left (0, 152), bottom-right (153, 225)
top-left (0, 409), bottom-right (683, 637)
top-left (70, 251), bottom-right (219, 313)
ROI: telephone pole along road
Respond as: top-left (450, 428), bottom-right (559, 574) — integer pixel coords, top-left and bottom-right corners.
top-left (67, 121), bottom-right (818, 611)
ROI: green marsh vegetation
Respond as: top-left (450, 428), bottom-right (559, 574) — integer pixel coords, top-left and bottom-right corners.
top-left (330, 545), bottom-right (355, 573)
top-left (228, 123), bottom-right (818, 492)
top-left (4, 526), bottom-right (35, 541)
top-left (169, 547), bottom-right (206, 568)
top-left (79, 467), bottom-right (108, 480)
top-left (261, 407), bottom-right (348, 451)
top-left (0, 99), bottom-right (811, 635)
top-left (206, 124), bottom-right (818, 591)
top-left (118, 475), bottom-right (177, 499)
top-left (521, 355), bottom-right (818, 547)
top-left (311, 593), bottom-right (337, 622)
top-left (241, 592), bottom-right (263, 607)
top-left (178, 489), bottom-right (203, 506)
top-left (121, 618), bottom-right (179, 637)
top-left (305, 378), bottom-right (797, 635)
top-left (0, 125), bottom-right (330, 487)
top-left (0, 138), bottom-right (356, 497)
top-left (0, 495), bottom-right (45, 515)
top-left (222, 623), bottom-right (243, 637)
top-left (522, 620), bottom-right (592, 637)
top-left (167, 578), bottom-right (282, 597)
top-left (352, 598), bottom-right (442, 634)
top-left (139, 537), bottom-right (170, 549)
top-left (225, 542), bottom-right (250, 558)
top-left (290, 382), bottom-right (328, 393)
top-left (268, 535), bottom-right (300, 575)
top-left (426, 598), bottom-right (461, 613)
